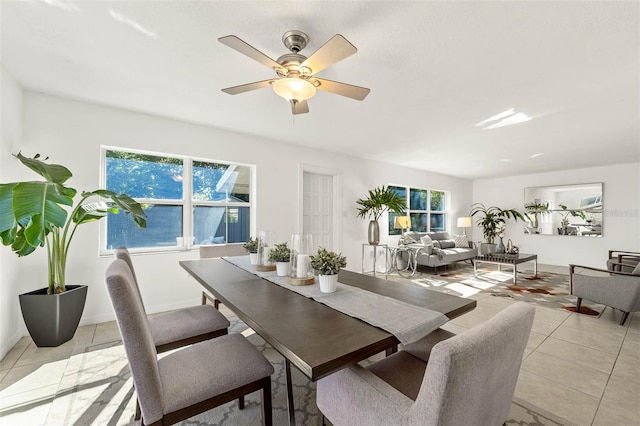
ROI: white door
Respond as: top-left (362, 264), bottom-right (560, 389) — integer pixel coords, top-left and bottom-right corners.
top-left (303, 172), bottom-right (333, 252)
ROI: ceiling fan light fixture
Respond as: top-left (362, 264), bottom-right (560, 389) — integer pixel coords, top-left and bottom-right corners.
top-left (272, 78), bottom-right (316, 102)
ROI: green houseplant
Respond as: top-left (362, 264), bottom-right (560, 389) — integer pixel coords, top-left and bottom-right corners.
top-left (524, 201), bottom-right (549, 233)
top-left (356, 186), bottom-right (406, 245)
top-left (469, 203), bottom-right (525, 244)
top-left (268, 242), bottom-right (291, 276)
top-left (243, 236), bottom-right (259, 264)
top-left (0, 153), bottom-right (146, 346)
top-left (558, 204), bottom-right (586, 234)
top-left (310, 247), bottom-right (347, 293)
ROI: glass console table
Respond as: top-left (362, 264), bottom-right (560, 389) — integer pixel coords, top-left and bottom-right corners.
top-left (361, 244), bottom-right (389, 278)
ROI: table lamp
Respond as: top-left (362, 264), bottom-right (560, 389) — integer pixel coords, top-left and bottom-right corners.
top-left (394, 216), bottom-right (412, 244)
top-left (457, 217), bottom-right (472, 235)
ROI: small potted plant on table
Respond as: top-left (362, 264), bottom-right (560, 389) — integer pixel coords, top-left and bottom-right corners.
top-left (243, 237), bottom-right (259, 264)
top-left (268, 242), bottom-right (291, 276)
top-left (310, 247), bottom-right (347, 293)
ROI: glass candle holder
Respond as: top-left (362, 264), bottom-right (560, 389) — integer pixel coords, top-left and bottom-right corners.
top-left (258, 230), bottom-right (275, 266)
top-left (288, 233), bottom-right (314, 284)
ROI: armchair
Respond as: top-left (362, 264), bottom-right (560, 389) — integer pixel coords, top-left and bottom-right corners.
top-left (317, 302), bottom-right (534, 426)
top-left (570, 264), bottom-right (640, 325)
top-left (606, 250), bottom-right (640, 273)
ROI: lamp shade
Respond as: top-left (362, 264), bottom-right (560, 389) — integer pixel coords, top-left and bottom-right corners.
top-left (394, 216), bottom-right (412, 229)
top-left (457, 217), bottom-right (472, 228)
top-left (272, 78), bottom-right (316, 102)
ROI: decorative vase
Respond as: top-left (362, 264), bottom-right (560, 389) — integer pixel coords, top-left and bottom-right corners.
top-left (368, 220), bottom-right (380, 245)
top-left (276, 261), bottom-right (289, 276)
top-left (496, 238), bottom-right (505, 254)
top-left (249, 252), bottom-right (259, 265)
top-left (19, 285), bottom-right (88, 347)
top-left (319, 274), bottom-right (338, 293)
top-left (506, 239), bottom-right (514, 254)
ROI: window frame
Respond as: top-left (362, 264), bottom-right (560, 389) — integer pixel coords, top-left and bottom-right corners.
top-left (99, 146), bottom-right (255, 255)
top-left (388, 184), bottom-right (448, 235)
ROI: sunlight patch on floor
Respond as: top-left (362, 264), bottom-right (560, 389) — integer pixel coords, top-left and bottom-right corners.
top-left (442, 283), bottom-right (480, 298)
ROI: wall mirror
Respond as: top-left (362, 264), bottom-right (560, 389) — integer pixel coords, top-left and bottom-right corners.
top-left (523, 183), bottom-right (603, 237)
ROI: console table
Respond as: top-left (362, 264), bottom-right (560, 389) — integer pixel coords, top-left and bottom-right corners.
top-left (361, 243), bottom-right (389, 278)
top-left (474, 253), bottom-right (537, 284)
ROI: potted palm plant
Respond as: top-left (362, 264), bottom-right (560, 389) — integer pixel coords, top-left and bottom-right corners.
top-left (310, 247), bottom-right (347, 293)
top-left (469, 203), bottom-right (524, 245)
top-left (0, 153), bottom-right (146, 347)
top-left (268, 242), bottom-right (291, 276)
top-left (524, 201), bottom-right (549, 233)
top-left (356, 186), bottom-right (406, 245)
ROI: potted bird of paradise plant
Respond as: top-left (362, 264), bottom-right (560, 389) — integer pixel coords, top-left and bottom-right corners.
top-left (0, 153), bottom-right (147, 347)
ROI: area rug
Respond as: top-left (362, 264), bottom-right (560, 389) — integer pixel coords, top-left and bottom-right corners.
top-left (44, 311), bottom-right (574, 426)
top-left (388, 263), bottom-right (604, 315)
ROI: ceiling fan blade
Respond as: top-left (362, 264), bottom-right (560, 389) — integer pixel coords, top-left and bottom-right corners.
top-left (291, 100), bottom-right (310, 115)
top-left (218, 35), bottom-right (283, 71)
top-left (300, 34), bottom-right (357, 75)
top-left (221, 79), bottom-right (274, 95)
top-left (313, 78), bottom-right (370, 101)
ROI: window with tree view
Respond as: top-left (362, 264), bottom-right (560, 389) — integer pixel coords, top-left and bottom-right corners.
top-left (103, 149), bottom-right (252, 251)
top-left (388, 185), bottom-right (446, 235)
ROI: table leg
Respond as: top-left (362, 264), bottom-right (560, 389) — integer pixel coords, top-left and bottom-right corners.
top-left (534, 259), bottom-right (538, 278)
top-left (513, 265), bottom-right (517, 284)
top-left (285, 360), bottom-right (296, 426)
top-left (386, 344), bottom-right (398, 356)
top-left (474, 260), bottom-right (478, 277)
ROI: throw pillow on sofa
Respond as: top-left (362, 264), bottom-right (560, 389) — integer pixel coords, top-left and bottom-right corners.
top-left (420, 235), bottom-right (434, 254)
top-left (438, 240), bottom-right (456, 249)
top-left (454, 235), bottom-right (469, 248)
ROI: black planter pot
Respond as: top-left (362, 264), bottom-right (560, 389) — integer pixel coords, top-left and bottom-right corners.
top-left (19, 285), bottom-right (88, 347)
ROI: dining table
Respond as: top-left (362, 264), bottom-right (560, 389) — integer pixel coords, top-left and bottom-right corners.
top-left (179, 257), bottom-right (476, 425)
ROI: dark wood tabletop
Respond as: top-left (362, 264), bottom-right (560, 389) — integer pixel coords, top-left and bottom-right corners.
top-left (180, 258), bottom-right (476, 381)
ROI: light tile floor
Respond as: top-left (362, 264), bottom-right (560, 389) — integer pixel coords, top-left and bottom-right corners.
top-left (1, 264), bottom-right (639, 425)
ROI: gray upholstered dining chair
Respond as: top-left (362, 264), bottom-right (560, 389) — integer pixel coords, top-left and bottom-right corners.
top-left (570, 263), bottom-right (640, 325)
top-left (115, 247), bottom-right (230, 352)
top-left (106, 259), bottom-right (274, 425)
top-left (198, 244), bottom-right (247, 308)
top-left (316, 302), bottom-right (535, 426)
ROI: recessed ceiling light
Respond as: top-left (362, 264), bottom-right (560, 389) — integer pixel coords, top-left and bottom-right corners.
top-left (530, 153), bottom-right (544, 159)
top-left (500, 158), bottom-right (511, 162)
top-left (476, 109), bottom-right (532, 130)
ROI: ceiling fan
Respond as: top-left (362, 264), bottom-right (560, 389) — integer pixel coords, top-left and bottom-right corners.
top-left (218, 30), bottom-right (370, 115)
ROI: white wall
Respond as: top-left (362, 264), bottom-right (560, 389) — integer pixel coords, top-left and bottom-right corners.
top-left (473, 163), bottom-right (640, 267)
top-left (0, 66), bottom-right (24, 358)
top-left (1, 92), bottom-right (472, 347)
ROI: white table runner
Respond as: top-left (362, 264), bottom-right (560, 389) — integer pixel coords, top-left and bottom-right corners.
top-left (223, 255), bottom-right (448, 344)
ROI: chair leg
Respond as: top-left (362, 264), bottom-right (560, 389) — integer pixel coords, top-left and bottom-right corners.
top-left (135, 398), bottom-right (141, 420)
top-left (576, 297), bottom-right (582, 313)
top-left (620, 311), bottom-right (630, 326)
top-left (261, 377), bottom-right (272, 426)
top-left (239, 395), bottom-right (245, 409)
top-left (214, 298), bottom-right (220, 309)
top-left (317, 413), bottom-right (325, 426)
top-left (201, 292), bottom-right (206, 305)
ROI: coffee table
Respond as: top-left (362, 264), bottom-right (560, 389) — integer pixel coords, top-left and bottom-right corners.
top-left (474, 253), bottom-right (537, 284)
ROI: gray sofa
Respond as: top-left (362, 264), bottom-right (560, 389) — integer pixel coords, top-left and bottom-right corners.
top-left (402, 231), bottom-right (477, 272)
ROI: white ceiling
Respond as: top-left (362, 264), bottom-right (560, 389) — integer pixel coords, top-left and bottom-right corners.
top-left (2, 0), bottom-right (638, 180)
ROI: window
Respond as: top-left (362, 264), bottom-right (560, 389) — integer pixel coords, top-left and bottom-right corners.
top-left (387, 185), bottom-right (447, 235)
top-left (102, 148), bottom-right (253, 252)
